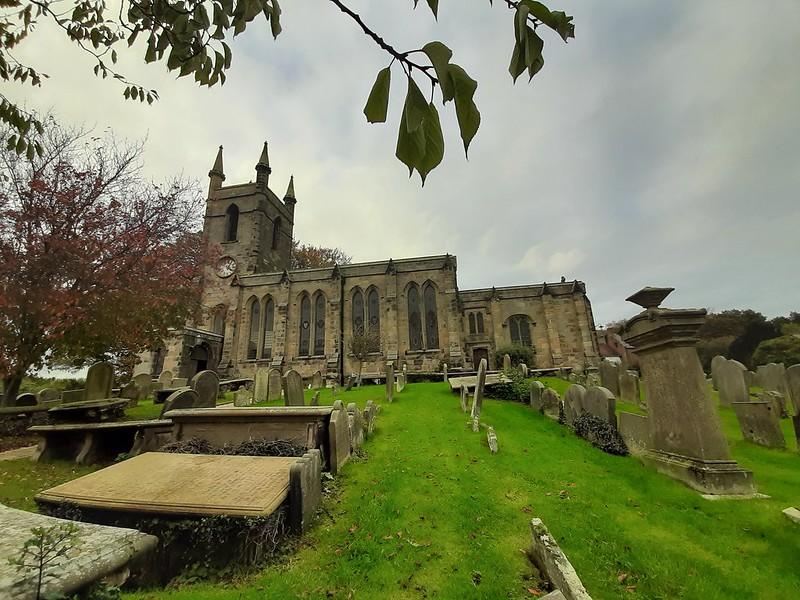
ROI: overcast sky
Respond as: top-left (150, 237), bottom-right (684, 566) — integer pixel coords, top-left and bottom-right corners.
top-left (10, 0), bottom-right (800, 326)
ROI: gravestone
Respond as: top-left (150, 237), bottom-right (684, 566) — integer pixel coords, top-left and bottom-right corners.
top-left (761, 389), bottom-right (788, 417)
top-left (119, 382), bottom-right (138, 403)
top-left (386, 363), bottom-right (394, 403)
top-left (599, 360), bottom-right (620, 396)
top-left (717, 358), bottom-right (749, 407)
top-left (234, 388), bottom-right (254, 407)
top-left (618, 370), bottom-right (640, 406)
top-left (267, 369), bottom-right (283, 401)
top-left (618, 412), bottom-right (651, 455)
top-left (540, 388), bottom-right (560, 420)
top-left (460, 385), bottom-right (469, 412)
top-left (470, 358), bottom-right (488, 432)
top-left (191, 370), bottom-right (219, 408)
top-left (85, 362), bottom-right (114, 401)
top-left (172, 377), bottom-right (188, 387)
top-left (311, 391), bottom-right (320, 406)
top-left (744, 370), bottom-right (757, 390)
top-left (487, 427), bottom-right (498, 453)
top-left (132, 373), bottom-right (152, 400)
top-left (158, 370), bottom-right (173, 388)
top-left (345, 375), bottom-right (355, 392)
top-left (583, 386), bottom-right (617, 427)
top-left (622, 286), bottom-right (754, 496)
top-left (732, 396), bottom-right (785, 449)
top-left (443, 363), bottom-right (448, 382)
top-left (162, 388), bottom-right (200, 413)
top-left (503, 354), bottom-right (511, 371)
top-left (254, 367), bottom-right (270, 402)
top-left (311, 371), bottom-right (323, 390)
top-left (757, 363), bottom-right (791, 401)
top-left (61, 389), bottom-right (85, 404)
top-left (563, 385), bottom-right (586, 427)
top-left (363, 401), bottom-right (376, 437)
top-left (37, 388), bottom-right (61, 405)
top-left (529, 380), bottom-right (545, 411)
top-left (520, 363), bottom-right (529, 378)
top-left (15, 392), bottom-right (37, 407)
top-left (284, 370), bottom-right (304, 406)
top-left (710, 355), bottom-right (726, 391)
top-left (786, 364), bottom-right (800, 415)
top-left (346, 403), bottom-right (364, 450)
top-left (395, 373), bottom-right (406, 393)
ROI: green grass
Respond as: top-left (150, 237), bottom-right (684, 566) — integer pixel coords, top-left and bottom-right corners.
top-left (0, 459), bottom-right (97, 512)
top-left (110, 381), bottom-right (800, 599)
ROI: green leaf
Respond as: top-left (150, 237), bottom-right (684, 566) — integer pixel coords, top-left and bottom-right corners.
top-left (521, 1), bottom-right (574, 42)
top-left (363, 67), bottom-right (391, 124)
top-left (404, 76), bottom-right (428, 133)
top-left (508, 41), bottom-right (526, 83)
top-left (418, 103), bottom-right (444, 185)
top-left (421, 41), bottom-right (454, 102)
top-left (447, 64), bottom-right (481, 156)
top-left (515, 5), bottom-right (530, 44)
top-left (525, 28), bottom-right (544, 80)
top-left (395, 101), bottom-right (426, 177)
top-left (270, 0), bottom-right (282, 38)
top-left (426, 0), bottom-right (439, 18)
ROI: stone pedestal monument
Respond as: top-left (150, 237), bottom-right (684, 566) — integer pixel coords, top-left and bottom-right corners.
top-left (621, 287), bottom-right (755, 496)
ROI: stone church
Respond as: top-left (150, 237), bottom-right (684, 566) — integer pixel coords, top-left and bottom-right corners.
top-left (142, 144), bottom-right (600, 381)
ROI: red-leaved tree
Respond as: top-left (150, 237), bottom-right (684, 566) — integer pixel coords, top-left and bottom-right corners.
top-left (0, 120), bottom-right (204, 404)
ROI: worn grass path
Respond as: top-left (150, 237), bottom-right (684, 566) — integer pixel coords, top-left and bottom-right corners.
top-left (116, 380), bottom-right (800, 600)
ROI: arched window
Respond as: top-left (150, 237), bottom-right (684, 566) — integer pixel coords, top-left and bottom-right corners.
top-left (247, 298), bottom-right (260, 359)
top-left (477, 312), bottom-right (485, 334)
top-left (212, 306), bottom-right (226, 336)
top-left (407, 284), bottom-right (423, 351)
top-left (468, 313), bottom-right (476, 334)
top-left (509, 314), bottom-right (532, 347)
top-left (298, 295), bottom-right (311, 356)
top-left (225, 204), bottom-right (239, 242)
top-left (367, 288), bottom-right (380, 336)
top-left (314, 293), bottom-right (326, 355)
top-left (272, 217), bottom-right (281, 251)
top-left (352, 290), bottom-right (364, 336)
top-left (423, 283), bottom-right (439, 349)
top-left (262, 297), bottom-right (274, 359)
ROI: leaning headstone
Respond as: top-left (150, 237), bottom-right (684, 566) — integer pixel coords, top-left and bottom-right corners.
top-left (158, 370), bottom-right (173, 388)
top-left (162, 388), bottom-right (200, 413)
top-left (346, 403), bottom-right (365, 450)
top-left (234, 388), bottom-right (254, 407)
top-left (15, 392), bottom-right (37, 407)
top-left (37, 388), bottom-right (61, 405)
top-left (710, 355), bottom-right (726, 391)
top-left (459, 385), bottom-right (469, 413)
top-left (529, 380), bottom-right (545, 411)
top-left (267, 369), bottom-right (282, 401)
top-left (761, 390), bottom-right (788, 418)
top-left (443, 363), bottom-right (448, 383)
top-left (503, 354), bottom-right (511, 371)
top-left (254, 367), bottom-right (270, 403)
top-left (311, 391), bottom-right (320, 406)
top-left (599, 360), bottom-right (620, 396)
top-left (744, 370), bottom-right (757, 390)
top-left (311, 371), bottom-right (323, 390)
top-left (622, 286), bottom-right (754, 496)
top-left (487, 427), bottom-right (498, 454)
top-left (732, 396), bottom-right (785, 449)
top-left (717, 358), bottom-right (749, 407)
top-left (618, 370), bottom-right (640, 406)
top-left (563, 384), bottom-right (586, 427)
top-left (385, 363), bottom-right (394, 403)
top-left (785, 364), bottom-right (800, 414)
top-left (540, 388), bottom-right (560, 420)
top-left (583, 386), bottom-right (617, 428)
top-left (191, 370), bottom-right (219, 408)
top-left (618, 412), bottom-right (651, 455)
top-left (284, 369), bottom-right (305, 406)
top-left (470, 358), bottom-right (488, 431)
top-left (757, 363), bottom-right (790, 400)
top-left (85, 361), bottom-right (114, 401)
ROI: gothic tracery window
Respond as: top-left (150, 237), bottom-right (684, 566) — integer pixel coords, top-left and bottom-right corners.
top-left (299, 295), bottom-right (311, 356)
top-left (262, 297), bottom-right (274, 359)
top-left (468, 313), bottom-right (476, 334)
top-left (314, 293), bottom-right (326, 355)
top-left (352, 290), bottom-right (365, 336)
top-left (477, 312), bottom-right (485, 334)
top-left (367, 288), bottom-right (380, 337)
top-left (423, 283), bottom-right (439, 349)
top-left (509, 314), bottom-right (532, 347)
top-left (272, 217), bottom-right (281, 251)
top-left (407, 284), bottom-right (423, 351)
top-left (247, 297), bottom-right (260, 359)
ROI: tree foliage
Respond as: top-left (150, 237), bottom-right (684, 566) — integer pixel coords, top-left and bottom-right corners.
top-left (752, 335), bottom-right (800, 368)
top-left (290, 239), bottom-right (352, 270)
top-left (0, 119), bottom-right (204, 404)
top-left (1, 0), bottom-right (573, 182)
top-left (348, 331), bottom-right (380, 385)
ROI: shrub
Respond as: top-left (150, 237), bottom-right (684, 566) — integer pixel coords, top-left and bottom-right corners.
top-left (486, 367), bottom-right (530, 402)
top-left (572, 413), bottom-right (628, 456)
top-left (752, 335), bottom-right (800, 367)
top-left (493, 344), bottom-right (535, 369)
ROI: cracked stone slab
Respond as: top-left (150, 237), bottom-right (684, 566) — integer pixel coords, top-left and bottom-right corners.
top-left (0, 503), bottom-right (157, 600)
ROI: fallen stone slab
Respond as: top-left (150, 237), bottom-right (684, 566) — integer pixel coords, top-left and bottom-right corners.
top-left (0, 503), bottom-right (156, 600)
top-left (0, 445), bottom-right (36, 462)
top-left (528, 518), bottom-right (592, 600)
top-left (782, 507), bottom-right (800, 524)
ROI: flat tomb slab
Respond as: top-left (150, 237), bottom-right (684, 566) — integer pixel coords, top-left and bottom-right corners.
top-left (29, 419), bottom-right (172, 432)
top-left (0, 503), bottom-right (156, 600)
top-left (448, 374), bottom-right (510, 392)
top-left (36, 452), bottom-right (299, 517)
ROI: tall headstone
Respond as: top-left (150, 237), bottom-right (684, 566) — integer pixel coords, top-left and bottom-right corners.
top-left (503, 354), bottom-right (511, 371)
top-left (622, 287), bottom-right (754, 496)
top-left (470, 358), bottom-right (487, 431)
top-left (563, 384), bottom-right (586, 427)
top-left (717, 358), bottom-right (748, 407)
top-left (732, 395), bottom-right (785, 449)
top-left (710, 355), bottom-right (726, 391)
top-left (132, 373), bottom-right (152, 400)
top-left (311, 371), bottom-right (323, 390)
top-left (267, 369), bottom-right (283, 401)
top-left (191, 370), bottom-right (219, 408)
top-left (284, 369), bottom-right (304, 406)
top-left (85, 362), bottom-right (114, 401)
top-left (583, 386), bottom-right (617, 428)
top-left (346, 403), bottom-right (365, 450)
top-left (529, 380), bottom-right (545, 411)
top-left (385, 362), bottom-right (394, 403)
top-left (254, 367), bottom-right (270, 403)
top-left (162, 388), bottom-right (200, 414)
top-left (599, 360), bottom-right (620, 396)
top-left (459, 385), bottom-right (469, 412)
top-left (158, 370), bottom-right (173, 388)
top-left (540, 388), bottom-right (560, 420)
top-left (786, 364), bottom-right (800, 415)
top-left (15, 393), bottom-right (37, 407)
top-left (618, 370), bottom-right (640, 406)
top-left (757, 363), bottom-right (791, 401)
top-left (443, 363), bottom-right (448, 383)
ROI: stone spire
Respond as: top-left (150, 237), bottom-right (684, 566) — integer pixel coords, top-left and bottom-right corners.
top-left (208, 145), bottom-right (225, 194)
top-left (284, 175), bottom-right (296, 217)
top-left (255, 141), bottom-right (271, 190)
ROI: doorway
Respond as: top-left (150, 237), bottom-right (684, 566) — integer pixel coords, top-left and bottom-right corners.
top-left (472, 348), bottom-right (489, 370)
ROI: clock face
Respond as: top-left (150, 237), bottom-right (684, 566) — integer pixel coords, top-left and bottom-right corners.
top-left (215, 256), bottom-right (237, 278)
